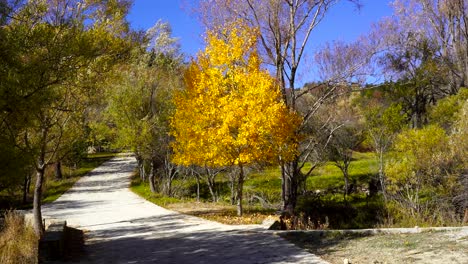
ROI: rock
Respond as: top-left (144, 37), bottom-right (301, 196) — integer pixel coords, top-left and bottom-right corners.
top-left (343, 258), bottom-right (351, 264)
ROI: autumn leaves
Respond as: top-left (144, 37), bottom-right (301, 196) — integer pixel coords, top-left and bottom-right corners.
top-left (171, 22), bottom-right (299, 168)
top-left (170, 22), bottom-right (301, 215)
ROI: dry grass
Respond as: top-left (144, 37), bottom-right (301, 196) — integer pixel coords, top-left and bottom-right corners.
top-left (167, 202), bottom-right (275, 225)
top-left (0, 211), bottom-right (38, 264)
top-left (281, 230), bottom-right (468, 264)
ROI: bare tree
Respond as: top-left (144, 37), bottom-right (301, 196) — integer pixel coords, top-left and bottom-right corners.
top-left (386, 0), bottom-right (468, 93)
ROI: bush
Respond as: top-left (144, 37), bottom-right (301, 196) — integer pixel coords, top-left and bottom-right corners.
top-left (294, 193), bottom-right (385, 229)
top-left (0, 211), bottom-right (38, 264)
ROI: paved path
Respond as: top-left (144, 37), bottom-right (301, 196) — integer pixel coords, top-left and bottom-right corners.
top-left (43, 156), bottom-right (328, 264)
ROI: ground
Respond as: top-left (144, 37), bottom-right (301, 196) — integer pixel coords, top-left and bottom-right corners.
top-left (41, 155), bottom-right (328, 264)
top-left (40, 155), bottom-right (467, 264)
top-left (280, 229), bottom-right (468, 264)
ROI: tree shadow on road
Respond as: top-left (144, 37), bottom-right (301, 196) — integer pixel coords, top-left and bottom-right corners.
top-left (79, 213), bottom-right (325, 264)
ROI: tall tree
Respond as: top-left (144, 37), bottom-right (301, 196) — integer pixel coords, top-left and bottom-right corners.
top-left (391, 0), bottom-right (468, 93)
top-left (107, 20), bottom-right (183, 195)
top-left (1, 0), bottom-right (133, 236)
top-left (196, 0), bottom-right (364, 213)
top-left (171, 21), bottom-right (300, 216)
top-left (357, 90), bottom-right (407, 201)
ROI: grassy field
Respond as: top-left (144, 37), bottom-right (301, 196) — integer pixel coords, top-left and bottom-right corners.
top-left (131, 152), bottom-right (384, 228)
top-left (306, 152), bottom-right (378, 191)
top-left (0, 152), bottom-right (118, 210)
top-left (130, 175), bottom-right (276, 225)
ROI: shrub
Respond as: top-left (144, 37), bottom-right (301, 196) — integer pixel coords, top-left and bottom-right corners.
top-left (0, 211), bottom-right (38, 264)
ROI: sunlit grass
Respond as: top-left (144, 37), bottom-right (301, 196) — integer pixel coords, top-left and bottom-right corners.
top-left (130, 174), bottom-right (275, 225)
top-left (131, 152), bottom-right (381, 227)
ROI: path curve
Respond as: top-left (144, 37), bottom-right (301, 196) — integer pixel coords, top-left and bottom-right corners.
top-left (43, 156), bottom-right (328, 264)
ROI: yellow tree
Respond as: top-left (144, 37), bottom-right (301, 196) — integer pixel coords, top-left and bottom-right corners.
top-left (171, 21), bottom-right (300, 216)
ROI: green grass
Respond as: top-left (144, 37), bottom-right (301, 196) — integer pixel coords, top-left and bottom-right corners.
top-left (131, 152), bottom-right (385, 228)
top-left (244, 152), bottom-right (378, 203)
top-left (307, 152), bottom-right (378, 191)
top-left (130, 176), bottom-right (183, 206)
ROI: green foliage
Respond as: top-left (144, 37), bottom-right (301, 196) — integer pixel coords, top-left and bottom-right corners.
top-left (307, 153), bottom-right (378, 191)
top-left (429, 87), bottom-right (468, 130)
top-left (385, 125), bottom-right (460, 223)
top-left (387, 125), bottom-right (450, 186)
top-left (130, 175), bottom-right (182, 206)
top-left (295, 194), bottom-right (385, 229)
top-left (0, 135), bottom-right (31, 194)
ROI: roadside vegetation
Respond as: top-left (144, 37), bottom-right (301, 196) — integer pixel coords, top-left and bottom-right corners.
top-left (1, 0), bottom-right (467, 245)
top-left (0, 152), bottom-right (118, 210)
top-left (0, 211), bottom-right (38, 264)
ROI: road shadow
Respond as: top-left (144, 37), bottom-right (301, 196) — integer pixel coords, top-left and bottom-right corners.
top-left (83, 217), bottom-right (323, 264)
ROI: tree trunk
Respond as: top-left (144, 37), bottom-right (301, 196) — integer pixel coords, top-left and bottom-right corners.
top-left (163, 161), bottom-right (177, 197)
top-left (149, 159), bottom-right (157, 193)
top-left (137, 156), bottom-right (146, 181)
top-left (204, 168), bottom-right (217, 202)
top-left (230, 174), bottom-right (236, 205)
top-left (33, 166), bottom-right (45, 237)
top-left (282, 159), bottom-right (299, 215)
top-left (343, 169), bottom-right (350, 202)
top-left (378, 150), bottom-right (387, 202)
top-left (54, 161), bottom-right (63, 180)
top-left (195, 171), bottom-right (200, 202)
top-left (236, 165), bottom-right (245, 217)
top-left (22, 173), bottom-right (32, 204)
top-left (207, 178), bottom-right (217, 202)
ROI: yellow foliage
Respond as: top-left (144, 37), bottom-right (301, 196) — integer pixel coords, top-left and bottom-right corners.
top-left (171, 21), bottom-right (300, 167)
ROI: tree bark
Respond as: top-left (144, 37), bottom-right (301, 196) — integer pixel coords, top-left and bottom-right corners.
top-left (149, 159), bottom-right (158, 193)
top-left (195, 171), bottom-right (200, 202)
top-left (282, 159), bottom-right (299, 215)
top-left (230, 174), bottom-right (236, 205)
top-left (137, 156), bottom-right (146, 181)
top-left (22, 173), bottom-right (32, 204)
top-left (343, 170), bottom-right (349, 202)
top-left (54, 161), bottom-right (63, 180)
top-left (236, 164), bottom-right (245, 217)
top-left (204, 167), bottom-right (218, 202)
top-left (378, 149), bottom-right (387, 202)
top-left (33, 166), bottom-right (45, 237)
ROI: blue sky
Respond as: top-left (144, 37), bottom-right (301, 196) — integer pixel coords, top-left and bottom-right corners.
top-left (127, 0), bottom-right (394, 82)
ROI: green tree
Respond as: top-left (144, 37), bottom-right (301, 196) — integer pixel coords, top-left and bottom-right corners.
top-left (361, 100), bottom-right (407, 200)
top-left (107, 20), bottom-right (182, 195)
top-left (0, 0), bottom-right (133, 236)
